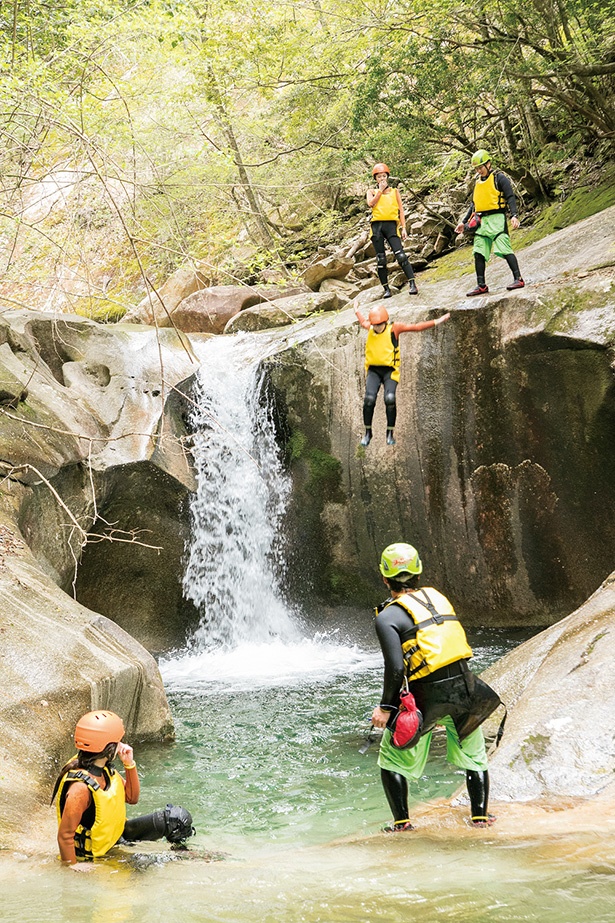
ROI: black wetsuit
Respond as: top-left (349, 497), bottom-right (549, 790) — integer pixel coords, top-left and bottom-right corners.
top-left (371, 220), bottom-right (415, 287)
top-left (364, 363), bottom-right (398, 428)
top-left (375, 595), bottom-right (498, 824)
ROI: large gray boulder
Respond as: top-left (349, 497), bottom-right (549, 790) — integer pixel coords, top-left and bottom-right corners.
top-left (0, 312), bottom-right (200, 841)
top-left (225, 290), bottom-right (343, 333)
top-left (264, 207), bottom-right (615, 624)
top-left (124, 265), bottom-right (210, 325)
top-left (485, 570), bottom-right (615, 800)
top-left (302, 255), bottom-right (354, 291)
top-left (163, 285), bottom-right (263, 333)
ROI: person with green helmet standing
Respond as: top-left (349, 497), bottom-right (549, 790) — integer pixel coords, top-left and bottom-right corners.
top-left (454, 149), bottom-right (525, 297)
top-left (370, 542), bottom-right (502, 831)
top-left (367, 162), bottom-right (419, 298)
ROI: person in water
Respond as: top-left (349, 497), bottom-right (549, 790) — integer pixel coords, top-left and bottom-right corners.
top-left (367, 162), bottom-right (418, 298)
top-left (52, 710), bottom-right (195, 868)
top-left (454, 149), bottom-right (524, 297)
top-left (355, 304), bottom-right (450, 446)
top-left (371, 543), bottom-right (501, 831)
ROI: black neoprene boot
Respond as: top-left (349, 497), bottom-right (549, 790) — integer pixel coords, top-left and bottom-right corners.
top-left (386, 428), bottom-right (396, 446)
top-left (360, 428), bottom-right (372, 446)
top-left (467, 253), bottom-right (488, 296)
top-left (466, 770), bottom-right (495, 826)
top-left (380, 769), bottom-right (413, 830)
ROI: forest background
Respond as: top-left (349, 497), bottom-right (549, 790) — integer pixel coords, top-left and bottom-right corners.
top-left (1, 0), bottom-right (613, 321)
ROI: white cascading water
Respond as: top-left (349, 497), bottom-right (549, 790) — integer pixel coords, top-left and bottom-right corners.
top-left (160, 333), bottom-right (379, 692)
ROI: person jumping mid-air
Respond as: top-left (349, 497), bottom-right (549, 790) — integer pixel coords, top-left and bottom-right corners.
top-left (355, 304), bottom-right (450, 446)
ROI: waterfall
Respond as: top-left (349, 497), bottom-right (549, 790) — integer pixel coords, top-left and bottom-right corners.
top-left (182, 333), bottom-right (299, 649)
top-left (160, 332), bottom-right (379, 692)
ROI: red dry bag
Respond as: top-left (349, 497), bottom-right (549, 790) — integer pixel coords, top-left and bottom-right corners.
top-left (391, 690), bottom-right (423, 750)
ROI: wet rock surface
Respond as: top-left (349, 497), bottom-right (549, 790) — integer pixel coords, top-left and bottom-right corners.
top-left (0, 314), bottom-right (199, 837)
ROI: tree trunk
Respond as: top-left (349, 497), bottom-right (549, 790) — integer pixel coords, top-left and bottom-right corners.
top-left (205, 65), bottom-right (275, 248)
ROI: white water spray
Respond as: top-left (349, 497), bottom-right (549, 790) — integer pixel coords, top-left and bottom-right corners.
top-left (161, 333), bottom-right (379, 690)
top-left (182, 334), bottom-right (298, 648)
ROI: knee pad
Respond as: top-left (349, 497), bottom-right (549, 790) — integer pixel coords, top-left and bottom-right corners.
top-left (376, 252), bottom-right (387, 270)
top-left (383, 391), bottom-right (397, 407)
top-left (393, 249), bottom-right (411, 270)
top-left (363, 394), bottom-right (377, 411)
top-left (163, 804), bottom-right (196, 844)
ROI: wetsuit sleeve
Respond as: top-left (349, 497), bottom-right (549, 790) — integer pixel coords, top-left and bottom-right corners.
top-left (374, 609), bottom-right (406, 708)
top-left (495, 172), bottom-right (518, 218)
top-left (460, 204), bottom-right (473, 223)
top-left (57, 781), bottom-right (92, 864)
top-left (123, 765), bottom-right (140, 805)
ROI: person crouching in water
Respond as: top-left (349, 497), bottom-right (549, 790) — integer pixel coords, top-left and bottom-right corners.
top-left (355, 305), bottom-right (450, 446)
top-left (367, 163), bottom-right (418, 298)
top-left (52, 710), bottom-right (194, 868)
top-left (372, 543), bottom-right (501, 831)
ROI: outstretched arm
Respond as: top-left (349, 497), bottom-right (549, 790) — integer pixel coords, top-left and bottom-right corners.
top-left (396, 189), bottom-right (407, 240)
top-left (355, 306), bottom-right (371, 330)
top-left (392, 313), bottom-right (450, 336)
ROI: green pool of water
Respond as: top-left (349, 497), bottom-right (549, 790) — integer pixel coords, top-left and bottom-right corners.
top-left (5, 625), bottom-right (614, 922)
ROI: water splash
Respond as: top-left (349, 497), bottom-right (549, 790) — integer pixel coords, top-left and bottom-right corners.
top-left (181, 333), bottom-right (298, 650)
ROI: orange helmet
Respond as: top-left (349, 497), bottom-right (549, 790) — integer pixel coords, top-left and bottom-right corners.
top-left (372, 162), bottom-right (390, 176)
top-left (368, 306), bottom-right (389, 325)
top-left (74, 711), bottom-right (125, 753)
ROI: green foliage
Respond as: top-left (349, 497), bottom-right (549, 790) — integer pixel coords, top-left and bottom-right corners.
top-left (0, 0), bottom-right (612, 316)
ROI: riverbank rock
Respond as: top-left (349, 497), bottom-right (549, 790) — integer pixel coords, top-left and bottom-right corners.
top-left (302, 255), bottom-right (354, 291)
top-left (224, 290), bottom-right (343, 333)
top-left (0, 311), bottom-right (201, 842)
top-left (483, 570), bottom-right (615, 800)
top-left (160, 285), bottom-right (264, 333)
top-left (124, 265), bottom-right (211, 324)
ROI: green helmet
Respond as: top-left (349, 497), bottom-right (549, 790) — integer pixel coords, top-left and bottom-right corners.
top-left (471, 149), bottom-right (491, 167)
top-left (379, 543), bottom-right (423, 580)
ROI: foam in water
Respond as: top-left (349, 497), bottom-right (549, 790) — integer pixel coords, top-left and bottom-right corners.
top-left (160, 635), bottom-right (381, 693)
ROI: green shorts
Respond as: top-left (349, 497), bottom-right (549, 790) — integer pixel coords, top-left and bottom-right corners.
top-left (377, 716), bottom-right (488, 781)
top-left (473, 213), bottom-right (514, 259)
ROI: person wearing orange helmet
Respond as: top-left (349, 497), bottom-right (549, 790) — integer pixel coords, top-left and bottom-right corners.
top-left (355, 303), bottom-right (450, 445)
top-left (367, 163), bottom-right (418, 298)
top-left (52, 710), bottom-right (194, 867)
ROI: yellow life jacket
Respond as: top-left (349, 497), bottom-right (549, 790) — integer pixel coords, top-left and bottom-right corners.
top-left (365, 323), bottom-right (401, 381)
top-left (371, 188), bottom-right (400, 223)
top-left (56, 764), bottom-right (126, 859)
top-left (383, 587), bottom-right (473, 680)
top-left (473, 171), bottom-right (506, 214)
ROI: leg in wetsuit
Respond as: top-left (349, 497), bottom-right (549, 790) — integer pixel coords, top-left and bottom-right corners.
top-left (363, 366), bottom-right (398, 429)
top-left (371, 220), bottom-right (416, 290)
top-left (122, 805), bottom-right (195, 846)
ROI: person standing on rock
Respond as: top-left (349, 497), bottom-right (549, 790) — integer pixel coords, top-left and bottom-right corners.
top-left (52, 710), bottom-right (194, 868)
top-left (371, 542), bottom-right (501, 831)
top-left (367, 163), bottom-right (418, 298)
top-left (454, 149), bottom-right (525, 297)
top-left (355, 305), bottom-right (450, 446)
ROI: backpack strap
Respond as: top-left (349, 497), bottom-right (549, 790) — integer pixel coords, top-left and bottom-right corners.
top-left (402, 589), bottom-right (460, 635)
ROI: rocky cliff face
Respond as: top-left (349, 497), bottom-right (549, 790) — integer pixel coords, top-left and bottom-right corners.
top-left (0, 312), bottom-right (199, 835)
top-left (266, 209), bottom-right (615, 625)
